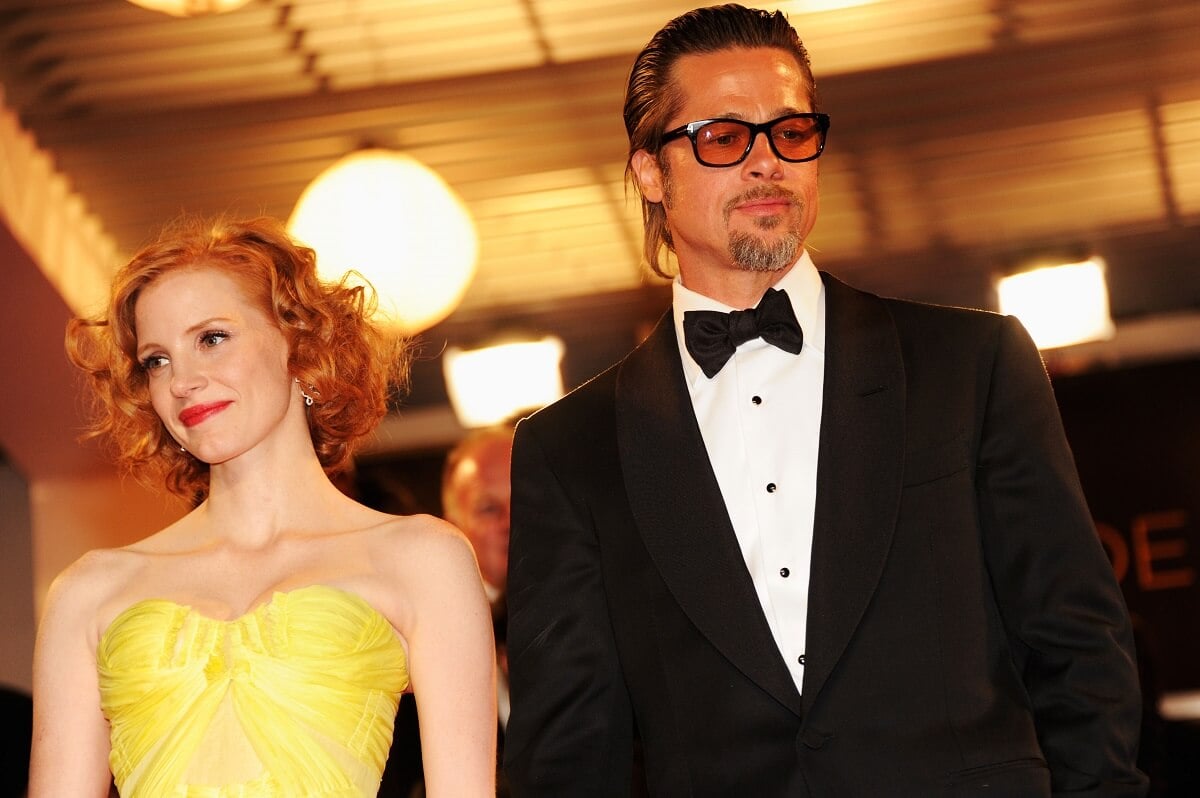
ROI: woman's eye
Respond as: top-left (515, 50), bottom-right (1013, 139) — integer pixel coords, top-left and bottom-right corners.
top-left (199, 330), bottom-right (229, 348)
top-left (141, 354), bottom-right (168, 372)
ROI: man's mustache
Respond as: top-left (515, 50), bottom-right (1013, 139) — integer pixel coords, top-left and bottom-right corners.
top-left (723, 187), bottom-right (801, 220)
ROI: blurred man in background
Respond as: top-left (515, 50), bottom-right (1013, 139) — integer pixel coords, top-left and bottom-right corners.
top-left (381, 426), bottom-right (514, 797)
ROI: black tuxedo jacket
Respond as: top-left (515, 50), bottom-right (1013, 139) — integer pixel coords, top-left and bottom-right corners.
top-left (504, 274), bottom-right (1145, 797)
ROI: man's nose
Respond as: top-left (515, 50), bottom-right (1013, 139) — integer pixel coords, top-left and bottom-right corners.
top-left (743, 130), bottom-right (783, 177)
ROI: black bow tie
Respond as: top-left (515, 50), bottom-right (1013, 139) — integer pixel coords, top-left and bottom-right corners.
top-left (683, 287), bottom-right (804, 378)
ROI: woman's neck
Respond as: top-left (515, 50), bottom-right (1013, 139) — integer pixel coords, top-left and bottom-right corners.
top-left (200, 440), bottom-right (350, 550)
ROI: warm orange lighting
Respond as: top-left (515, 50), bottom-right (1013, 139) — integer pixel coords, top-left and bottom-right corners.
top-left (125, 0), bottom-right (253, 16)
top-left (783, 0), bottom-right (878, 12)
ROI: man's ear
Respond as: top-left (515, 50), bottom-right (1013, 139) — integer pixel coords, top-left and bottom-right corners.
top-left (631, 149), bottom-right (665, 204)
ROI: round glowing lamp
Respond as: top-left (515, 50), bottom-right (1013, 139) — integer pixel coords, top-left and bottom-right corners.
top-left (125, 0), bottom-right (253, 16)
top-left (287, 150), bottom-right (479, 335)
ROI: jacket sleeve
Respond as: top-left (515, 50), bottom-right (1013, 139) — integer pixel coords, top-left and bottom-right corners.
top-left (975, 315), bottom-right (1147, 797)
top-left (503, 415), bottom-right (635, 797)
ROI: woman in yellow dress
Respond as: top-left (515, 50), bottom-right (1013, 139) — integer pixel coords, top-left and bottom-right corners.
top-left (29, 217), bottom-right (497, 797)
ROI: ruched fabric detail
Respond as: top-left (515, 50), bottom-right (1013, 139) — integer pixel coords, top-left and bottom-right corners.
top-left (98, 585), bottom-right (409, 797)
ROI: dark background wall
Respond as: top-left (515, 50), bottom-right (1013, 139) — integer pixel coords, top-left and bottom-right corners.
top-left (1055, 359), bottom-right (1200, 696)
top-left (1055, 358), bottom-right (1200, 796)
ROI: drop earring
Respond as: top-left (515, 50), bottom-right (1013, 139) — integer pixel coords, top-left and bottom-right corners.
top-left (294, 377), bottom-right (316, 407)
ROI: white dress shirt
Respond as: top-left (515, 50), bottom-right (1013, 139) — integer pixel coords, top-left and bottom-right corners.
top-left (671, 251), bottom-right (826, 692)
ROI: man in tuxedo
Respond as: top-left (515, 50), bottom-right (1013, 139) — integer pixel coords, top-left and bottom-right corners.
top-left (503, 5), bottom-right (1146, 797)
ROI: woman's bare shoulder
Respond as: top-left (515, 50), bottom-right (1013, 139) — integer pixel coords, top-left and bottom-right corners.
top-left (357, 514), bottom-right (479, 598)
top-left (370, 512), bottom-right (472, 557)
top-left (43, 511), bottom-right (197, 634)
top-left (337, 513), bottom-right (480, 637)
top-left (49, 547), bottom-right (140, 603)
top-left (40, 547), bottom-right (148, 646)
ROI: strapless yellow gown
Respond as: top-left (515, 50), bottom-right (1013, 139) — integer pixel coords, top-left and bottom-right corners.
top-left (97, 584), bottom-right (409, 797)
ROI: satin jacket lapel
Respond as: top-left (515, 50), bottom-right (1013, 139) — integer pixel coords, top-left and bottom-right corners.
top-left (616, 314), bottom-right (803, 717)
top-left (802, 273), bottom-right (906, 715)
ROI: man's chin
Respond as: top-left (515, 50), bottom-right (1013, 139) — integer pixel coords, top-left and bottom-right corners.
top-left (728, 231), bottom-right (800, 272)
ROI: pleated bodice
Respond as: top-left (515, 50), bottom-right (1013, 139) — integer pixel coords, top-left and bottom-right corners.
top-left (97, 584), bottom-right (409, 797)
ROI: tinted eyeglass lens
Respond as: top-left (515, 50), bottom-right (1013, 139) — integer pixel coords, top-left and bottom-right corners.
top-left (693, 116), bottom-right (824, 165)
top-left (694, 121), bottom-right (754, 165)
top-left (770, 116), bottom-right (823, 161)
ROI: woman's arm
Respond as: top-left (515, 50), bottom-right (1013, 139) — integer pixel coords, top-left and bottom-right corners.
top-left (29, 555), bottom-right (115, 797)
top-left (392, 517), bottom-right (497, 798)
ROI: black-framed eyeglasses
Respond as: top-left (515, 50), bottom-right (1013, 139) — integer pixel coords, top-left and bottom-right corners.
top-left (661, 112), bottom-right (831, 167)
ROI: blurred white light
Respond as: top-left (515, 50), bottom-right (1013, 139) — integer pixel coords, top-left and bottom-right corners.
top-left (444, 338), bottom-right (565, 428)
top-left (288, 149), bottom-right (478, 335)
top-left (126, 0), bottom-right (252, 16)
top-left (996, 258), bottom-right (1115, 349)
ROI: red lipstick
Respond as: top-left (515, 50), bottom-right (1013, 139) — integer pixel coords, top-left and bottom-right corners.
top-left (179, 401), bottom-right (232, 428)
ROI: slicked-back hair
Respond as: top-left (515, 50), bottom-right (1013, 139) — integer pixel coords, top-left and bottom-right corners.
top-left (623, 4), bottom-right (818, 276)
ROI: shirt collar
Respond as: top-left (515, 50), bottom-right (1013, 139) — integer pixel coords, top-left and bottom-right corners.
top-left (672, 250), bottom-right (826, 384)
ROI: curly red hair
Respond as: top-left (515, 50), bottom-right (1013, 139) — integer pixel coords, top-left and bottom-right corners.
top-left (66, 216), bottom-right (408, 500)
